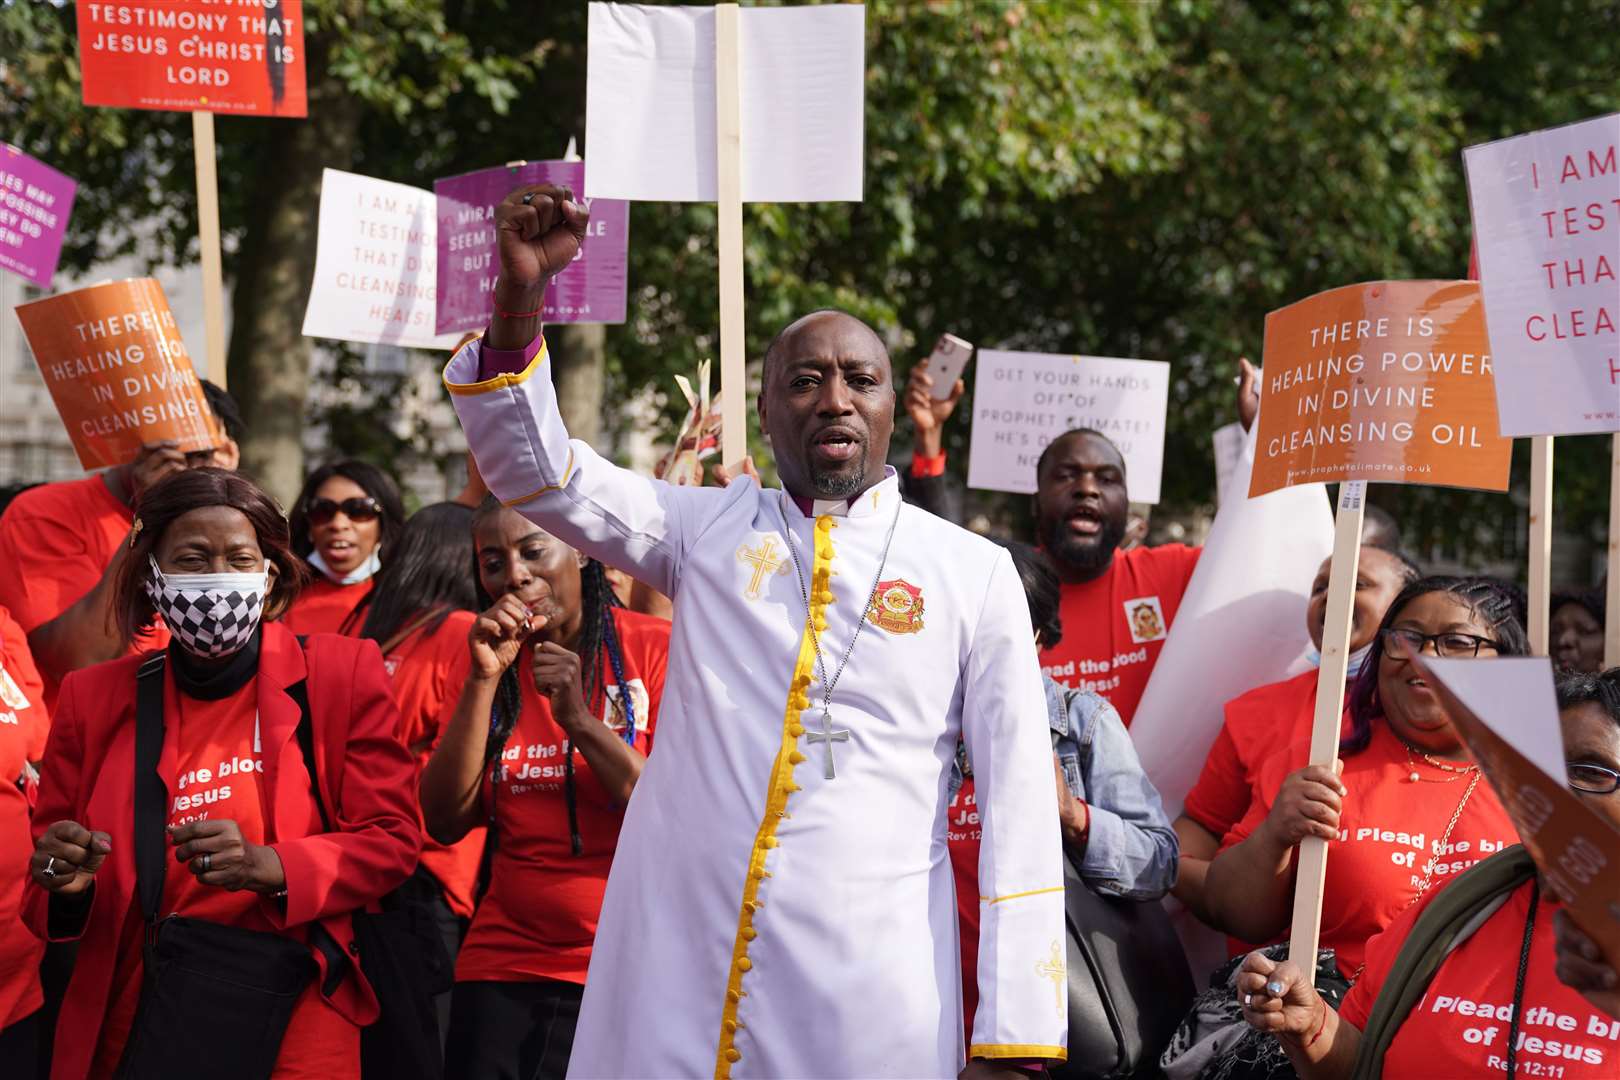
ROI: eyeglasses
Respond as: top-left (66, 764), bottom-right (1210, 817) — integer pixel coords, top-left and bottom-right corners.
top-left (306, 496), bottom-right (382, 526)
top-left (1379, 627), bottom-right (1501, 659)
top-left (1569, 762), bottom-right (1620, 795)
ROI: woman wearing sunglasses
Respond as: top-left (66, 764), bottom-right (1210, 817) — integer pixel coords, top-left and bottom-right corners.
top-left (284, 461), bottom-right (406, 636)
top-left (1176, 578), bottom-right (1528, 1076)
top-left (1237, 668), bottom-right (1620, 1078)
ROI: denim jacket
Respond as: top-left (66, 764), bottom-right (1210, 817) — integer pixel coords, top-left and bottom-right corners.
top-left (951, 676), bottom-right (1178, 900)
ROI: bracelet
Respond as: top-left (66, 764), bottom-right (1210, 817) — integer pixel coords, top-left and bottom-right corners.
top-left (494, 304), bottom-right (543, 320)
top-left (1304, 999), bottom-right (1329, 1048)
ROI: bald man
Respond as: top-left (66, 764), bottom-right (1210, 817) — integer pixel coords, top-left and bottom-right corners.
top-left (442, 185), bottom-right (1067, 1079)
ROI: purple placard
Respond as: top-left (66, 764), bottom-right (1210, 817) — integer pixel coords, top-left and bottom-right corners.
top-left (435, 160), bottom-right (628, 334)
top-left (0, 145), bottom-right (77, 289)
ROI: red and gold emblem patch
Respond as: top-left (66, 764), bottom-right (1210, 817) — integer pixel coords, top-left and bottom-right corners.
top-left (867, 579), bottom-right (925, 635)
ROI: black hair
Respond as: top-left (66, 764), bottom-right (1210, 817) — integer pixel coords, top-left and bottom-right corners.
top-left (992, 538), bottom-right (1063, 649)
top-left (1552, 589), bottom-right (1606, 630)
top-left (1034, 427), bottom-right (1126, 482)
top-left (201, 379), bottom-right (246, 441)
top-left (471, 498), bottom-right (634, 856)
top-left (1342, 575), bottom-right (1530, 755)
top-left (358, 502), bottom-right (477, 649)
top-left (1555, 668), bottom-right (1620, 726)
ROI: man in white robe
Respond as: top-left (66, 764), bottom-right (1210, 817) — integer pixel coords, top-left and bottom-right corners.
top-left (446, 184), bottom-right (1067, 1078)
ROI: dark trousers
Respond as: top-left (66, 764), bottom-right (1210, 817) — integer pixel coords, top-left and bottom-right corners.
top-left (444, 979), bottom-right (583, 1080)
top-left (396, 867), bottom-right (468, 1053)
top-left (2, 1008), bottom-right (39, 1080)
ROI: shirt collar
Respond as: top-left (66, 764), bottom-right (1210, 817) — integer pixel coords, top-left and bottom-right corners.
top-left (783, 467), bottom-right (900, 520)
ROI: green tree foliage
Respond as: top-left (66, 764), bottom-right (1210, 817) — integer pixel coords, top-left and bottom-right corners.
top-left (2, 0), bottom-right (1614, 572)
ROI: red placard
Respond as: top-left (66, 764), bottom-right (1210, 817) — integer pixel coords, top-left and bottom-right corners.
top-left (75, 0), bottom-right (306, 117)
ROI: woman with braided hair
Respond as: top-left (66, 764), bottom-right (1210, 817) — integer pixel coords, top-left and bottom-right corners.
top-left (421, 500), bottom-right (668, 1080)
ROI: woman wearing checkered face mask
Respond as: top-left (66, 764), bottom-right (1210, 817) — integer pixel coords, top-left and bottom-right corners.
top-left (23, 468), bottom-right (422, 1080)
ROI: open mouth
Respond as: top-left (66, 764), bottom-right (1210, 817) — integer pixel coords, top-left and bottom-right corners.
top-left (320, 538), bottom-right (357, 561)
top-left (810, 428), bottom-right (861, 464)
top-left (1065, 507), bottom-right (1103, 538)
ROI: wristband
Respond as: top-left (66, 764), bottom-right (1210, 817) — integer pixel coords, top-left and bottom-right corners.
top-left (910, 449), bottom-right (947, 478)
top-left (1304, 999), bottom-right (1329, 1048)
top-left (494, 304), bottom-right (543, 320)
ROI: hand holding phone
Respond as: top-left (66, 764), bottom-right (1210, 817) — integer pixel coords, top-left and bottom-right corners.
top-left (923, 333), bottom-right (973, 400)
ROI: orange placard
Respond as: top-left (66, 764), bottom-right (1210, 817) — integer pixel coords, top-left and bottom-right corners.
top-left (15, 279), bottom-right (219, 471)
top-left (1249, 280), bottom-right (1512, 497)
top-left (75, 0), bottom-right (307, 117)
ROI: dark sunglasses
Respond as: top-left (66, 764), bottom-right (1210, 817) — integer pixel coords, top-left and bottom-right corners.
top-left (306, 496), bottom-right (382, 526)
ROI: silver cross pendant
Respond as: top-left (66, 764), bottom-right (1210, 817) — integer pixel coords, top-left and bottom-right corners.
top-left (804, 707), bottom-right (852, 780)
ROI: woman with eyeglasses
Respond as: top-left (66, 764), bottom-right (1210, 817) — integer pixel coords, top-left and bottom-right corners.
top-left (284, 461), bottom-right (406, 636)
top-left (1200, 577), bottom-right (1527, 980)
top-left (1236, 667), bottom-right (1620, 1078)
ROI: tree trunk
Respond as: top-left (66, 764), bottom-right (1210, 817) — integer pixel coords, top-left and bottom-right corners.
top-left (227, 14), bottom-right (362, 507)
top-left (548, 323), bottom-right (606, 446)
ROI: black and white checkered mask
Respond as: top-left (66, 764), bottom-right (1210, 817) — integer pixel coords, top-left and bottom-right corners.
top-left (145, 557), bottom-right (269, 659)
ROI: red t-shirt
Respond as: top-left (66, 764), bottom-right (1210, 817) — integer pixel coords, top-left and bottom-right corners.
top-left (0, 606), bottom-right (48, 1028)
top-left (1229, 721), bottom-right (1518, 977)
top-left (1342, 879), bottom-right (1618, 1076)
top-left (93, 675), bottom-right (358, 1079)
top-left (0, 475), bottom-right (168, 707)
top-left (453, 608), bottom-right (669, 986)
top-left (281, 577), bottom-right (374, 637)
top-left (946, 774), bottom-right (983, 1033)
top-left (384, 608), bottom-right (484, 919)
top-left (1039, 543), bottom-right (1200, 727)
top-left (1184, 669), bottom-right (1352, 843)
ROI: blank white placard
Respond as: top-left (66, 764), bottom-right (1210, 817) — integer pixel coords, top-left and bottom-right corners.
top-left (584, 3), bottom-right (865, 203)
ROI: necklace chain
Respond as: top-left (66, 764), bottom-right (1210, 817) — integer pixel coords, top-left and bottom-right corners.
top-left (777, 497), bottom-right (901, 720)
top-left (1405, 745), bottom-right (1477, 783)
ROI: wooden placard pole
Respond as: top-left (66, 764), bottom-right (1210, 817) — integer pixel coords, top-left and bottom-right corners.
top-left (192, 110), bottom-right (228, 390)
top-left (1607, 435), bottom-right (1620, 668)
top-left (714, 3), bottom-right (746, 468)
top-left (1527, 435), bottom-right (1555, 656)
top-left (1287, 479), bottom-right (1366, 972)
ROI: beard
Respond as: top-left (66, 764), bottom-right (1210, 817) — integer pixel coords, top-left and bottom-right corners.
top-left (807, 438), bottom-right (870, 498)
top-left (1043, 512), bottom-right (1127, 574)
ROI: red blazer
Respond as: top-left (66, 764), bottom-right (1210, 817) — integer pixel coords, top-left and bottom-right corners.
top-left (23, 622), bottom-right (422, 1080)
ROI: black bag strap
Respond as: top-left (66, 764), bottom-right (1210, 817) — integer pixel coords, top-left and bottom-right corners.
top-left (134, 654), bottom-right (169, 923)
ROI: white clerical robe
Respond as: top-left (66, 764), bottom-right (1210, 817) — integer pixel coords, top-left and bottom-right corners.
top-left (446, 339), bottom-right (1066, 1078)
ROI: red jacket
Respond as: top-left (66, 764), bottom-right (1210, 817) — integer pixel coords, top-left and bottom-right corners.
top-left (23, 622), bottom-right (422, 1080)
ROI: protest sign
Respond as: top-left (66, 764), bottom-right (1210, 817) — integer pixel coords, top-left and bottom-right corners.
top-left (1464, 114), bottom-right (1619, 437)
top-left (302, 169), bottom-right (461, 350)
top-left (74, 0), bottom-right (307, 116)
top-left (434, 160), bottom-right (629, 335)
top-left (0, 145), bottom-right (76, 289)
top-left (966, 350), bottom-right (1169, 502)
top-left (583, 2), bottom-right (864, 203)
top-left (1416, 654), bottom-right (1620, 961)
top-left (1249, 280), bottom-right (1512, 498)
top-left (15, 278), bottom-right (219, 470)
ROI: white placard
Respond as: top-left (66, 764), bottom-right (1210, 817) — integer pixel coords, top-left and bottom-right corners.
top-left (583, 2), bottom-right (865, 203)
top-left (301, 168), bottom-right (462, 350)
top-left (1133, 417), bottom-right (1334, 820)
top-left (1420, 656), bottom-right (1567, 785)
top-left (1464, 113), bottom-right (1620, 436)
top-left (966, 350), bottom-right (1169, 503)
top-left (1212, 421), bottom-right (1246, 506)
